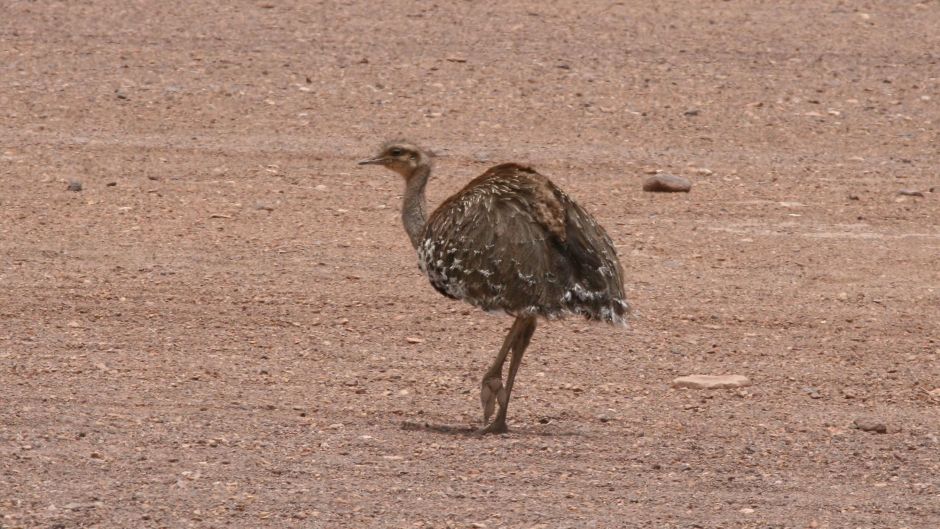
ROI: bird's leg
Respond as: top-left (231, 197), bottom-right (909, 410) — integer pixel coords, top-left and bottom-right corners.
top-left (478, 316), bottom-right (537, 435)
top-left (479, 318), bottom-right (525, 426)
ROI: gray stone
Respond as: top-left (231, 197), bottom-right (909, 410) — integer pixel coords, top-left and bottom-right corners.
top-left (643, 174), bottom-right (692, 193)
top-left (853, 417), bottom-right (889, 434)
top-left (672, 374), bottom-right (750, 389)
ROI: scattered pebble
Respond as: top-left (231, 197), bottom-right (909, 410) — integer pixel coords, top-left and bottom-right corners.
top-left (897, 189), bottom-right (925, 197)
top-left (642, 174), bottom-right (692, 193)
top-left (67, 180), bottom-right (83, 192)
top-left (672, 375), bottom-right (750, 389)
top-left (405, 337), bottom-right (424, 344)
top-left (853, 417), bottom-right (889, 434)
top-left (64, 502), bottom-right (102, 511)
top-left (802, 386), bottom-right (822, 399)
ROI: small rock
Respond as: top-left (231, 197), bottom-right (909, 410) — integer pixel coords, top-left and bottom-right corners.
top-left (473, 151), bottom-right (492, 163)
top-left (683, 109), bottom-right (700, 117)
top-left (643, 174), bottom-right (692, 193)
top-left (67, 180), bottom-right (83, 192)
top-left (672, 375), bottom-right (750, 389)
top-left (405, 337), bottom-right (424, 344)
top-left (64, 502), bottom-right (101, 511)
top-left (853, 418), bottom-right (888, 434)
top-left (106, 181), bottom-right (117, 187)
top-left (740, 508), bottom-right (755, 514)
top-left (314, 184), bottom-right (327, 191)
top-left (897, 189), bottom-right (925, 197)
top-left (254, 202), bottom-right (274, 212)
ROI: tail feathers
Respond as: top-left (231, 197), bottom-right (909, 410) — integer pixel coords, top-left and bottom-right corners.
top-left (561, 284), bottom-right (630, 325)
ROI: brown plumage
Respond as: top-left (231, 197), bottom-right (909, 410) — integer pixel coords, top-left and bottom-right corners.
top-left (359, 140), bottom-right (628, 434)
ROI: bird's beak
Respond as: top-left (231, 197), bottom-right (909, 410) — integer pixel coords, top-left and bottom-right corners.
top-left (358, 156), bottom-right (386, 166)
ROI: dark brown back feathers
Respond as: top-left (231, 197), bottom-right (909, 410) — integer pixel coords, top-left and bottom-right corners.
top-left (417, 163), bottom-right (628, 324)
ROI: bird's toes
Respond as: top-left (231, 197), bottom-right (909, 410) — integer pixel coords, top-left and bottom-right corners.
top-left (475, 420), bottom-right (509, 436)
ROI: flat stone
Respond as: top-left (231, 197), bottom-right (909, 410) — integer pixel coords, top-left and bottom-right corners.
top-left (643, 174), bottom-right (692, 193)
top-left (853, 417), bottom-right (889, 434)
top-left (672, 374), bottom-right (750, 389)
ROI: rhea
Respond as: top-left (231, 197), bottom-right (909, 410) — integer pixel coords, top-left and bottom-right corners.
top-left (359, 140), bottom-right (628, 434)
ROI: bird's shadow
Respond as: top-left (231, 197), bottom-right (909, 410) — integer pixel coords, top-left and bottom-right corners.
top-left (400, 420), bottom-right (584, 438)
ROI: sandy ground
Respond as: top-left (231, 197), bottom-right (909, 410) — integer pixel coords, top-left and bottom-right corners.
top-left (1, 1), bottom-right (939, 528)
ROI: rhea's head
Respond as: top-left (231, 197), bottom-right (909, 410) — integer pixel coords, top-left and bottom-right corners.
top-left (358, 140), bottom-right (432, 178)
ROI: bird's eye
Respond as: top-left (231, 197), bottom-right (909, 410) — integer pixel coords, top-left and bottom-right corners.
top-left (389, 148), bottom-right (403, 157)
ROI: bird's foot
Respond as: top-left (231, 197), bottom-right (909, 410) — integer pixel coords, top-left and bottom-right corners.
top-left (475, 419), bottom-right (509, 436)
top-left (480, 377), bottom-right (508, 425)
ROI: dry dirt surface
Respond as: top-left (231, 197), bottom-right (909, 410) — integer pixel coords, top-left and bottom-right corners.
top-left (2, 1), bottom-right (939, 528)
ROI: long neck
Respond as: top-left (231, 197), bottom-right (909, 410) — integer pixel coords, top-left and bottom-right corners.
top-left (401, 164), bottom-right (430, 249)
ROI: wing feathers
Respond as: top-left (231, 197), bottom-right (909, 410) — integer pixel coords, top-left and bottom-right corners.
top-left (419, 164), bottom-right (628, 323)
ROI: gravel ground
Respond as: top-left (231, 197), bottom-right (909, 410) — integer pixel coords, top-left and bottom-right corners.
top-left (1, 1), bottom-right (938, 528)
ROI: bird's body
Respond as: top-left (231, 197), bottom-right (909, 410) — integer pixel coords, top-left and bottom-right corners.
top-left (419, 163), bottom-right (628, 324)
top-left (360, 141), bottom-right (628, 434)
